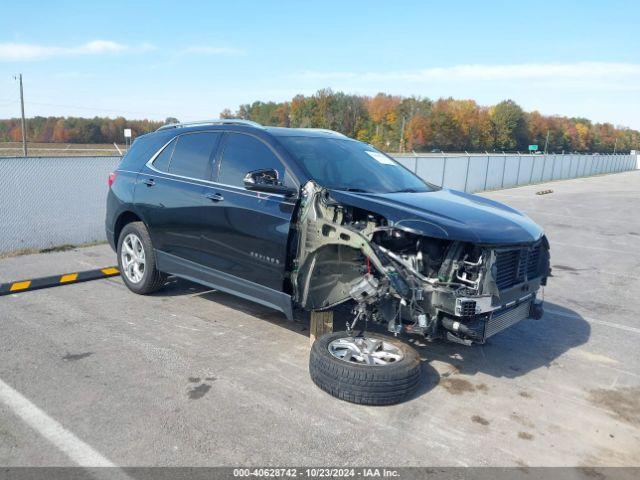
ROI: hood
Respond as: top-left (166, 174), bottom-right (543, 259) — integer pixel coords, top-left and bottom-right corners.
top-left (328, 188), bottom-right (544, 244)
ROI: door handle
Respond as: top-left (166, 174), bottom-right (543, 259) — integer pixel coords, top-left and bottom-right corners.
top-left (142, 178), bottom-right (156, 187)
top-left (204, 192), bottom-right (224, 202)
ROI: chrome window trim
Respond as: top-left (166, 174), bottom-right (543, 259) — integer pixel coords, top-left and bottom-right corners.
top-left (138, 170), bottom-right (294, 204)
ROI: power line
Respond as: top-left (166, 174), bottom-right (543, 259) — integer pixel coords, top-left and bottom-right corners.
top-left (25, 100), bottom-right (170, 118)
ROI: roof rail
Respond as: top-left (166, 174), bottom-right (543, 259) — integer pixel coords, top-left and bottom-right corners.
top-left (156, 119), bottom-right (263, 132)
top-left (295, 128), bottom-right (348, 138)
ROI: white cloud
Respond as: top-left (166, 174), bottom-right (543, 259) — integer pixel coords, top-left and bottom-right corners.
top-left (181, 46), bottom-right (245, 56)
top-left (0, 40), bottom-right (155, 61)
top-left (294, 62), bottom-right (640, 83)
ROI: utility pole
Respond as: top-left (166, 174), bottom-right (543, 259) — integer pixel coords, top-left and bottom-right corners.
top-left (399, 116), bottom-right (406, 153)
top-left (14, 74), bottom-right (27, 157)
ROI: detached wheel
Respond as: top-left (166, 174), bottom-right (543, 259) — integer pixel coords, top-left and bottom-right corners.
top-left (117, 221), bottom-right (166, 294)
top-left (309, 332), bottom-right (421, 405)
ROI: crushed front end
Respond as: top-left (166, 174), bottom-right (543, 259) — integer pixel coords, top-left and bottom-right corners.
top-left (291, 182), bottom-right (550, 345)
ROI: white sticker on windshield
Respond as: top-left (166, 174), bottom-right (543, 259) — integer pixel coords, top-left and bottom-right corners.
top-left (365, 151), bottom-right (396, 165)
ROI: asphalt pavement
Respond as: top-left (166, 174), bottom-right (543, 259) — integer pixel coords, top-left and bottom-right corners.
top-left (0, 171), bottom-right (639, 468)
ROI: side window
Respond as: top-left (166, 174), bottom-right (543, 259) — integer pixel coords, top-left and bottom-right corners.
top-left (152, 138), bottom-right (176, 172)
top-left (218, 133), bottom-right (287, 187)
top-left (168, 132), bottom-right (220, 180)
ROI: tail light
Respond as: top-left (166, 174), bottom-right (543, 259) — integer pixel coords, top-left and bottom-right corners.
top-left (108, 171), bottom-right (117, 188)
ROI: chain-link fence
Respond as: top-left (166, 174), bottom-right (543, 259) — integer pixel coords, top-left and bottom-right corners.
top-left (0, 156), bottom-right (120, 254)
top-left (0, 153), bottom-right (637, 254)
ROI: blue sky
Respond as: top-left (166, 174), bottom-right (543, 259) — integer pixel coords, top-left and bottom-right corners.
top-left (1, 0), bottom-right (639, 128)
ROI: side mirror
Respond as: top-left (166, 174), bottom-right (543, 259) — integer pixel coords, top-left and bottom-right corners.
top-left (243, 169), bottom-right (297, 196)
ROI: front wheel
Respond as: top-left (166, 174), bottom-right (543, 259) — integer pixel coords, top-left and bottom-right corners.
top-left (309, 332), bottom-right (421, 405)
top-left (117, 221), bottom-right (166, 294)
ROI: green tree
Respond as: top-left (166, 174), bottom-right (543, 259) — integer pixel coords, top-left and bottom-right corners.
top-left (490, 100), bottom-right (528, 151)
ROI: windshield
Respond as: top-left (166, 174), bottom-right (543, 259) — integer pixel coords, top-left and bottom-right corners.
top-left (277, 136), bottom-right (434, 194)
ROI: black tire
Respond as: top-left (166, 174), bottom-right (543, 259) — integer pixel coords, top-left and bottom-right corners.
top-left (117, 221), bottom-right (167, 295)
top-left (309, 331), bottom-right (421, 405)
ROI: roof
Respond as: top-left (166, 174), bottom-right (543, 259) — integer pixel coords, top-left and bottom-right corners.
top-left (264, 127), bottom-right (349, 139)
top-left (153, 119), bottom-right (350, 140)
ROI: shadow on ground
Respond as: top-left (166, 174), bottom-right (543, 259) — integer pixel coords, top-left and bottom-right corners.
top-left (154, 278), bottom-right (590, 386)
top-left (409, 301), bottom-right (590, 379)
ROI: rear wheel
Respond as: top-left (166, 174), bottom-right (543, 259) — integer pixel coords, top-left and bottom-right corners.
top-left (309, 331), bottom-right (421, 405)
top-left (117, 221), bottom-right (166, 294)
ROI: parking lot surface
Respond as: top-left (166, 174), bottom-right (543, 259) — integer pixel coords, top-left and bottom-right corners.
top-left (1, 171), bottom-right (639, 467)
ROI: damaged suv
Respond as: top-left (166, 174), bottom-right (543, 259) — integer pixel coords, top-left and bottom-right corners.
top-left (106, 119), bottom-right (550, 405)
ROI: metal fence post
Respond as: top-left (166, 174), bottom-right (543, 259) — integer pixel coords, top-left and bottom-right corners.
top-left (463, 152), bottom-right (470, 192)
top-left (483, 151), bottom-right (490, 191)
top-left (516, 151), bottom-right (522, 186)
top-left (500, 152), bottom-right (507, 188)
top-left (441, 155), bottom-right (447, 187)
top-left (541, 153), bottom-right (547, 182)
top-left (528, 152), bottom-right (535, 184)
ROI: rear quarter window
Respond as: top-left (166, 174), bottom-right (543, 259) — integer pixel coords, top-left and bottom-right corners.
top-left (151, 138), bottom-right (177, 172)
top-left (118, 131), bottom-right (175, 171)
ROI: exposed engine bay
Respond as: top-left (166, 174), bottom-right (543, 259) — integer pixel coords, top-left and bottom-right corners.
top-left (290, 182), bottom-right (550, 345)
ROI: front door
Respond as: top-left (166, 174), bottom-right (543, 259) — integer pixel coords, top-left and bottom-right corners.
top-left (200, 132), bottom-right (297, 291)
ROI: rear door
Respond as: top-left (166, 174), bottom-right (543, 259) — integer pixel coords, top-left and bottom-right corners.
top-left (200, 132), bottom-right (297, 291)
top-left (136, 131), bottom-right (221, 264)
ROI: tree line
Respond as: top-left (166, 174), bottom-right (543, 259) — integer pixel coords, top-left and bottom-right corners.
top-left (0, 116), bottom-right (178, 145)
top-left (221, 89), bottom-right (639, 153)
top-left (1, 90), bottom-right (638, 152)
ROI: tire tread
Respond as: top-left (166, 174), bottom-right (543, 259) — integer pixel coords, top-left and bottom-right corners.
top-left (309, 332), bottom-right (421, 406)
